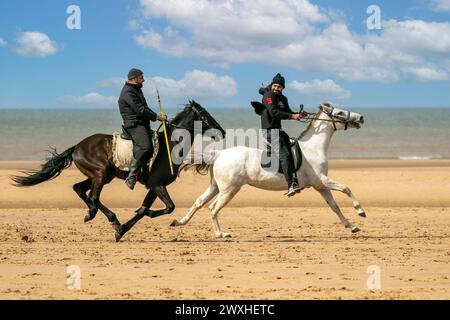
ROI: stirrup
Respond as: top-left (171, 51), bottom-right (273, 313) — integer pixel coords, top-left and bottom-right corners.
top-left (285, 183), bottom-right (301, 197)
top-left (286, 188), bottom-right (296, 197)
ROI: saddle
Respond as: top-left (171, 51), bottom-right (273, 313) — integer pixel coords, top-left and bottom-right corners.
top-left (261, 137), bottom-right (302, 174)
top-left (111, 128), bottom-right (159, 172)
top-left (289, 138), bottom-right (302, 172)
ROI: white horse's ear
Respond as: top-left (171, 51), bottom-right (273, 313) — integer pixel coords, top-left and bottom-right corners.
top-left (320, 103), bottom-right (332, 112)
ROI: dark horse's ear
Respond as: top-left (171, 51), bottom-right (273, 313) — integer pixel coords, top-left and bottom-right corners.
top-left (193, 100), bottom-right (203, 110)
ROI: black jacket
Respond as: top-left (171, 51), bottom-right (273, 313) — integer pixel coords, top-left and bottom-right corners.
top-left (260, 87), bottom-right (295, 129)
top-left (118, 82), bottom-right (158, 128)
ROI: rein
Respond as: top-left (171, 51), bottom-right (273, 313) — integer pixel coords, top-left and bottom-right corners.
top-left (298, 108), bottom-right (351, 131)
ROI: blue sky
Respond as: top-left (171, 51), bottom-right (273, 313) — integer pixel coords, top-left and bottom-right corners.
top-left (0, 0), bottom-right (449, 109)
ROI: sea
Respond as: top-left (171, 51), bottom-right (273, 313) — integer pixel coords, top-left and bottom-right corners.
top-left (0, 108), bottom-right (449, 160)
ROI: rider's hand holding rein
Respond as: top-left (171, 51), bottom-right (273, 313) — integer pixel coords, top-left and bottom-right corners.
top-left (157, 114), bottom-right (167, 122)
top-left (291, 113), bottom-right (304, 121)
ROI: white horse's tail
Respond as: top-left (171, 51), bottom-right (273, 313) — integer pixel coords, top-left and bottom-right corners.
top-left (202, 149), bottom-right (221, 164)
top-left (178, 149), bottom-right (221, 176)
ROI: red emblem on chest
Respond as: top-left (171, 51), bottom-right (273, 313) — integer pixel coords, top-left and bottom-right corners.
top-left (266, 98), bottom-right (273, 104)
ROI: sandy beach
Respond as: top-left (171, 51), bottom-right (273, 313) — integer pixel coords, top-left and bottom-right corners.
top-left (0, 159), bottom-right (449, 299)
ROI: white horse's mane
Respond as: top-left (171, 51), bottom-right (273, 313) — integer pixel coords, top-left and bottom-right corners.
top-left (298, 105), bottom-right (325, 140)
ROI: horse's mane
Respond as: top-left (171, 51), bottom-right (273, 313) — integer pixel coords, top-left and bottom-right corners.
top-left (298, 107), bottom-right (322, 140)
top-left (298, 118), bottom-right (314, 140)
top-left (176, 100), bottom-right (211, 176)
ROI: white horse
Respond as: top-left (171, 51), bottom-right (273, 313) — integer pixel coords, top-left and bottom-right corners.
top-left (171, 103), bottom-right (366, 238)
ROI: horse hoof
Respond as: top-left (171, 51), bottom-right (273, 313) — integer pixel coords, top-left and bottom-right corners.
top-left (84, 213), bottom-right (92, 223)
top-left (216, 232), bottom-right (231, 238)
top-left (358, 211), bottom-right (367, 219)
top-left (170, 219), bottom-right (179, 227)
top-left (111, 221), bottom-right (121, 232)
top-left (115, 231), bottom-right (123, 242)
top-left (351, 226), bottom-right (361, 233)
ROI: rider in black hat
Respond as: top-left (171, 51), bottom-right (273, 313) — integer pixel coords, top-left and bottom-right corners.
top-left (260, 73), bottom-right (304, 197)
top-left (118, 68), bottom-right (167, 190)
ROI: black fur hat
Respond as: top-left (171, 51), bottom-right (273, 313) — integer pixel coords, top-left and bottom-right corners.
top-left (271, 73), bottom-right (285, 88)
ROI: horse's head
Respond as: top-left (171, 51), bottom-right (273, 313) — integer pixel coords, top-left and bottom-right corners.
top-left (318, 103), bottom-right (364, 131)
top-left (170, 100), bottom-right (226, 137)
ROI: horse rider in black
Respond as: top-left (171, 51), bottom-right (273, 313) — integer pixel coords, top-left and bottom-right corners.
top-left (118, 68), bottom-right (167, 190)
top-left (260, 73), bottom-right (304, 197)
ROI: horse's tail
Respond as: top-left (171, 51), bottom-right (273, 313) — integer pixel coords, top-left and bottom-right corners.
top-left (178, 149), bottom-right (221, 176)
top-left (11, 146), bottom-right (76, 187)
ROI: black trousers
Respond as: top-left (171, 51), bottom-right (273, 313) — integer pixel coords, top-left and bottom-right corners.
top-left (262, 129), bottom-right (294, 187)
top-left (126, 125), bottom-right (154, 164)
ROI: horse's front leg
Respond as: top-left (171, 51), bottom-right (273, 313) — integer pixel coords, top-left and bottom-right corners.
top-left (320, 176), bottom-right (367, 218)
top-left (146, 185), bottom-right (175, 218)
top-left (97, 202), bottom-right (121, 232)
top-left (316, 188), bottom-right (360, 233)
top-left (115, 190), bottom-right (157, 242)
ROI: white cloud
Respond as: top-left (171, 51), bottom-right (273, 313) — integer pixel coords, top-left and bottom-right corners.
top-left (127, 19), bottom-right (142, 31)
top-left (150, 70), bottom-right (237, 99)
top-left (289, 79), bottom-right (351, 100)
top-left (0, 38), bottom-right (7, 46)
top-left (97, 77), bottom-right (126, 88)
top-left (134, 27), bottom-right (189, 58)
top-left (401, 66), bottom-right (448, 81)
top-left (15, 31), bottom-right (60, 57)
top-left (133, 0), bottom-right (450, 83)
top-left (99, 70), bottom-right (238, 100)
top-left (135, 0), bottom-right (326, 62)
top-left (431, 0), bottom-right (450, 12)
top-left (56, 92), bottom-right (117, 107)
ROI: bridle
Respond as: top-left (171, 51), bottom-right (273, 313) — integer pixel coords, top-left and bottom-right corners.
top-left (163, 104), bottom-right (211, 132)
top-left (190, 104), bottom-right (212, 128)
top-left (298, 104), bottom-right (352, 131)
top-left (321, 105), bottom-right (352, 131)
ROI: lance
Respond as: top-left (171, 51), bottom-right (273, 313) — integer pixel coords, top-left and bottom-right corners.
top-left (156, 89), bottom-right (174, 175)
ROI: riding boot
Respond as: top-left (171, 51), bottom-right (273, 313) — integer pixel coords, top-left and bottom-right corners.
top-left (280, 158), bottom-right (296, 197)
top-left (139, 161), bottom-right (149, 184)
top-left (285, 163), bottom-right (301, 197)
top-left (291, 172), bottom-right (301, 194)
top-left (125, 158), bottom-right (141, 190)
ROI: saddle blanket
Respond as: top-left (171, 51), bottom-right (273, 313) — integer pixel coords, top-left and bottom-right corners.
top-left (111, 132), bottom-right (159, 172)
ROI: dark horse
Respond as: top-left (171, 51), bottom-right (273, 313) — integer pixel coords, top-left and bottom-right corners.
top-left (11, 101), bottom-right (225, 241)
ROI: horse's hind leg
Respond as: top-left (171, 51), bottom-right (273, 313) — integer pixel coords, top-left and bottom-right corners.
top-left (317, 188), bottom-right (360, 233)
top-left (321, 177), bottom-right (366, 218)
top-left (83, 180), bottom-right (102, 222)
top-left (73, 179), bottom-right (94, 221)
top-left (171, 181), bottom-right (219, 227)
top-left (82, 179), bottom-right (120, 232)
top-left (209, 187), bottom-right (240, 238)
